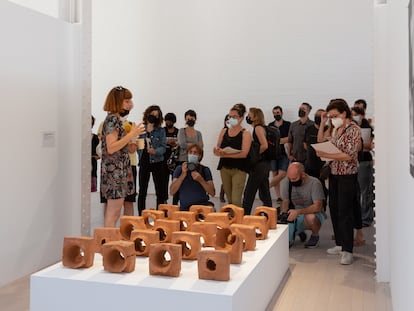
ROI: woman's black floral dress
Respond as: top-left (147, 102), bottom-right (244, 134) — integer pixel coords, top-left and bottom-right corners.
top-left (100, 113), bottom-right (133, 199)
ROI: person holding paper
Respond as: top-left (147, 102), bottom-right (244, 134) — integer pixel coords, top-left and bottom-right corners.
top-left (214, 103), bottom-right (252, 208)
top-left (316, 99), bottom-right (361, 265)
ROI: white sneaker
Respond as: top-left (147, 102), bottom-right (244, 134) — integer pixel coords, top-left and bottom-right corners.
top-left (340, 251), bottom-right (353, 265)
top-left (327, 245), bottom-right (342, 255)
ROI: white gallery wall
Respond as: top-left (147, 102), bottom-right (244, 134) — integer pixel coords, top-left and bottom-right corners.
top-left (374, 1), bottom-right (414, 310)
top-left (92, 0), bottom-right (374, 196)
top-left (0, 0), bottom-right (81, 286)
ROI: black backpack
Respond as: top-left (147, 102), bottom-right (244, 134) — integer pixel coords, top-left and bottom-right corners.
top-left (263, 125), bottom-right (281, 161)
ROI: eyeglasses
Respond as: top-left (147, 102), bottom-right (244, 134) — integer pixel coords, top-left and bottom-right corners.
top-left (114, 86), bottom-right (124, 91)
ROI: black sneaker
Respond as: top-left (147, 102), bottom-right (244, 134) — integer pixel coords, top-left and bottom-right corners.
top-left (298, 231), bottom-right (307, 242)
top-left (304, 235), bottom-right (319, 248)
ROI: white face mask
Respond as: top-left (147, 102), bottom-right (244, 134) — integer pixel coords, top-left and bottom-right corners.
top-left (227, 117), bottom-right (238, 128)
top-left (331, 117), bottom-right (344, 128)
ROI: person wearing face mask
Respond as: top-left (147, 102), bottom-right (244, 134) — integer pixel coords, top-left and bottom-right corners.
top-left (100, 86), bottom-right (146, 227)
top-left (175, 110), bottom-right (203, 205)
top-left (268, 106), bottom-right (291, 203)
top-left (170, 144), bottom-right (215, 211)
top-left (163, 112), bottom-right (179, 203)
top-left (351, 106), bottom-right (374, 229)
top-left (242, 108), bottom-right (273, 215)
top-left (280, 162), bottom-right (325, 248)
top-left (214, 104), bottom-right (252, 208)
top-left (137, 105), bottom-right (167, 215)
top-left (316, 99), bottom-right (362, 265)
top-left (287, 103), bottom-right (314, 164)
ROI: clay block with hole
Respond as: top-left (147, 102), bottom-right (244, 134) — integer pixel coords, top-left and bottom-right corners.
top-left (62, 237), bottom-right (95, 269)
top-left (142, 209), bottom-right (165, 229)
top-left (243, 215), bottom-right (269, 240)
top-left (215, 228), bottom-right (243, 264)
top-left (254, 206), bottom-right (277, 229)
top-left (102, 241), bottom-right (135, 273)
top-left (158, 204), bottom-right (179, 218)
top-left (171, 231), bottom-right (201, 260)
top-left (205, 212), bottom-right (231, 229)
top-left (198, 250), bottom-right (231, 281)
top-left (220, 204), bottom-right (245, 224)
top-left (230, 224), bottom-right (257, 251)
top-left (153, 219), bottom-right (180, 243)
top-left (190, 221), bottom-right (217, 247)
top-left (130, 229), bottom-right (160, 256)
top-left (149, 243), bottom-right (182, 277)
top-left (189, 205), bottom-right (215, 222)
top-left (120, 216), bottom-right (146, 240)
top-left (171, 211), bottom-right (196, 231)
top-left (93, 227), bottom-right (122, 254)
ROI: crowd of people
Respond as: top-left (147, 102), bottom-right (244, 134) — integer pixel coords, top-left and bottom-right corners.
top-left (91, 86), bottom-right (375, 266)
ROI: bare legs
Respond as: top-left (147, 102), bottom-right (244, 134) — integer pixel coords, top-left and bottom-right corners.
top-left (104, 198), bottom-right (124, 227)
top-left (269, 170), bottom-right (287, 199)
top-left (123, 201), bottom-right (134, 216)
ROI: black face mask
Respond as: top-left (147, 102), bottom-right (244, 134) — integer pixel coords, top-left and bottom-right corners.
top-left (186, 119), bottom-right (195, 127)
top-left (120, 110), bottom-right (130, 117)
top-left (274, 114), bottom-right (282, 121)
top-left (166, 123), bottom-right (174, 129)
top-left (148, 115), bottom-right (158, 124)
top-left (246, 116), bottom-right (253, 124)
top-left (298, 109), bottom-right (306, 118)
top-left (314, 116), bottom-right (321, 125)
top-left (290, 178), bottom-right (303, 187)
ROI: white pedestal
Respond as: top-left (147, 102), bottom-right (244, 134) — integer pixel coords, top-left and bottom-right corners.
top-left (31, 225), bottom-right (288, 311)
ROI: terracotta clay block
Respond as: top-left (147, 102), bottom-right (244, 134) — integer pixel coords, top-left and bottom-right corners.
top-left (119, 216), bottom-right (146, 240)
top-left (220, 204), bottom-right (245, 224)
top-left (149, 243), bottom-right (182, 277)
top-left (243, 215), bottom-right (269, 240)
top-left (215, 228), bottom-right (243, 264)
top-left (171, 231), bottom-right (202, 260)
top-left (254, 206), bottom-right (277, 229)
top-left (93, 227), bottom-right (122, 254)
top-left (190, 221), bottom-right (217, 247)
top-left (230, 224), bottom-right (257, 251)
top-left (189, 205), bottom-right (215, 222)
top-left (158, 204), bottom-right (179, 218)
top-left (142, 209), bottom-right (165, 229)
top-left (205, 212), bottom-right (231, 229)
top-left (62, 236), bottom-right (95, 269)
top-left (102, 241), bottom-right (136, 273)
top-left (153, 219), bottom-right (180, 243)
top-left (130, 229), bottom-right (160, 256)
top-left (171, 211), bottom-right (196, 231)
top-left (198, 250), bottom-right (231, 281)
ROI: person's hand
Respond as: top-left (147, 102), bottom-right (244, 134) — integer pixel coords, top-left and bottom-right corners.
top-left (147, 146), bottom-right (156, 155)
top-left (287, 209), bottom-right (299, 222)
top-left (213, 146), bottom-right (224, 157)
top-left (181, 162), bottom-right (188, 175)
top-left (130, 122), bottom-right (146, 137)
top-left (191, 170), bottom-right (203, 182)
top-left (321, 112), bottom-right (328, 125)
top-left (315, 150), bottom-right (328, 158)
top-left (287, 154), bottom-right (296, 161)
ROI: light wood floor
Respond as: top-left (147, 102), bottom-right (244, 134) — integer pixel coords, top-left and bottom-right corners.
top-left (0, 194), bottom-right (392, 311)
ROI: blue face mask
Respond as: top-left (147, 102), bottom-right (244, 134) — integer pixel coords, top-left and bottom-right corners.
top-left (227, 117), bottom-right (238, 128)
top-left (188, 154), bottom-right (199, 164)
top-left (353, 116), bottom-right (361, 123)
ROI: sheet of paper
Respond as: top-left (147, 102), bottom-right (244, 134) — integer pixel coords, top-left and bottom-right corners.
top-left (311, 141), bottom-right (341, 161)
top-left (222, 146), bottom-right (241, 154)
top-left (360, 128), bottom-right (372, 145)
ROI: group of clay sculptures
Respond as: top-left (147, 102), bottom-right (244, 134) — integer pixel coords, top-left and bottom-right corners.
top-left (62, 204), bottom-right (277, 281)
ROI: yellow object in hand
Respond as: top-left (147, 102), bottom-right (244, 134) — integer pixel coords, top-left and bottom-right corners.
top-left (123, 122), bottom-right (132, 133)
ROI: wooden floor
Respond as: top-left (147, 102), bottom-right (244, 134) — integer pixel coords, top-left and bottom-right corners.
top-left (0, 194), bottom-right (392, 311)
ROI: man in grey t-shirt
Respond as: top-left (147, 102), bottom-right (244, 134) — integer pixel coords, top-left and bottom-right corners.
top-left (280, 162), bottom-right (325, 248)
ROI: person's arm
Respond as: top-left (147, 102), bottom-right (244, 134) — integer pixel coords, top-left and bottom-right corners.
top-left (106, 122), bottom-right (145, 154)
top-left (286, 125), bottom-right (295, 161)
top-left (170, 164), bottom-right (187, 195)
top-left (255, 125), bottom-right (268, 154)
top-left (191, 166), bottom-right (216, 197)
top-left (214, 129), bottom-right (252, 159)
top-left (177, 128), bottom-right (187, 150)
